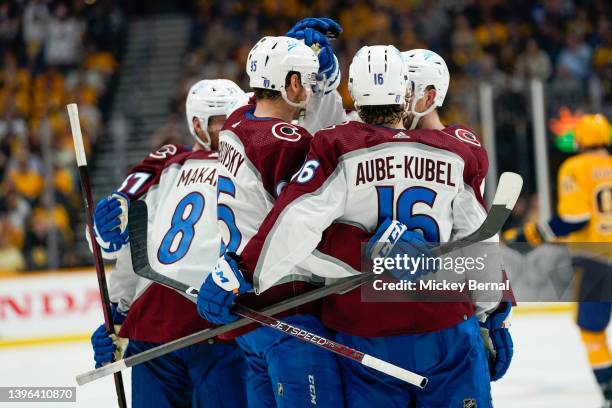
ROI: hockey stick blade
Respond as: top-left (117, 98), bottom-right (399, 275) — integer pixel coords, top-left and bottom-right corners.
top-left (76, 172), bottom-right (522, 386)
top-left (129, 201), bottom-right (199, 296)
top-left (430, 172), bottom-right (522, 256)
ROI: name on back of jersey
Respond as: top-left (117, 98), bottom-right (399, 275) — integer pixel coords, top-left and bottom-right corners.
top-left (218, 139), bottom-right (245, 177)
top-left (354, 153), bottom-right (457, 187)
top-left (176, 164), bottom-right (217, 188)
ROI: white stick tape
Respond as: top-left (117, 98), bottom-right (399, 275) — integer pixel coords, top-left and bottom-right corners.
top-left (362, 354), bottom-right (428, 388)
top-left (66, 103), bottom-right (87, 167)
top-left (492, 172), bottom-right (523, 210)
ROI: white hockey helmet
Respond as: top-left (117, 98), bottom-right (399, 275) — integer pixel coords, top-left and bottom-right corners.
top-left (246, 36), bottom-right (319, 109)
top-left (401, 49), bottom-right (450, 129)
top-left (348, 45), bottom-right (407, 108)
top-left (186, 79), bottom-right (245, 149)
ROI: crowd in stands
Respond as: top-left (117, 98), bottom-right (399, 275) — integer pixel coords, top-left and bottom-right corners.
top-left (181, 0), bottom-right (611, 119)
top-left (0, 0), bottom-right (123, 273)
top-left (3, 0), bottom-right (610, 272)
top-left (176, 0), bottom-right (612, 228)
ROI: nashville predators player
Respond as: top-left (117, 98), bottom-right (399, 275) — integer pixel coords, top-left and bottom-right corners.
top-left (505, 113), bottom-right (612, 407)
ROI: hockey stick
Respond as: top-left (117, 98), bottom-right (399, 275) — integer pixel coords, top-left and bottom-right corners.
top-left (76, 172), bottom-right (522, 386)
top-left (67, 104), bottom-right (128, 407)
top-left (127, 200), bottom-right (428, 388)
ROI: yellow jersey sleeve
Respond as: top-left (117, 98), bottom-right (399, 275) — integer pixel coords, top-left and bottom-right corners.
top-left (557, 158), bottom-right (591, 222)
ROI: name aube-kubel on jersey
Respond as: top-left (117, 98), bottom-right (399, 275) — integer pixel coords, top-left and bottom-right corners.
top-left (355, 151), bottom-right (457, 187)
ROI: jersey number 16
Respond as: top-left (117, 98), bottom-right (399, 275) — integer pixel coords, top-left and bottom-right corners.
top-left (376, 186), bottom-right (440, 242)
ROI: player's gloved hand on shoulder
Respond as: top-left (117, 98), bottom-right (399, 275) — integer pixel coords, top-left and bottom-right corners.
top-left (480, 301), bottom-right (513, 381)
top-left (90, 304), bottom-right (128, 369)
top-left (197, 252), bottom-right (252, 325)
top-left (92, 191), bottom-right (130, 256)
top-left (286, 17), bottom-right (342, 39)
top-left (367, 218), bottom-right (436, 281)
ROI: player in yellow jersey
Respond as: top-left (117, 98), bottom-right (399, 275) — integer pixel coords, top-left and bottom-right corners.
top-left (505, 113), bottom-right (612, 407)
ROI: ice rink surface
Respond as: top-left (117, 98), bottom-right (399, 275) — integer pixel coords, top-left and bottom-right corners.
top-left (0, 312), bottom-right (603, 407)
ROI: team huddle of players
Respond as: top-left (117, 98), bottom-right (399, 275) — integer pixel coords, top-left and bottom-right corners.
top-left (88, 17), bottom-right (515, 408)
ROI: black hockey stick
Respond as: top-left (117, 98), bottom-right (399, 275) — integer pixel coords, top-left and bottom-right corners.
top-left (127, 200), bottom-right (428, 387)
top-left (76, 172), bottom-right (522, 386)
top-left (67, 104), bottom-right (128, 407)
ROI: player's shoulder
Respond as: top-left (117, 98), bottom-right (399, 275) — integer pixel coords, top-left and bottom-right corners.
top-left (559, 153), bottom-right (590, 176)
top-left (222, 104), bottom-right (312, 150)
top-left (147, 143), bottom-right (191, 163)
top-left (128, 144), bottom-right (191, 174)
top-left (185, 149), bottom-right (218, 162)
top-left (442, 124), bottom-right (484, 149)
top-left (119, 144), bottom-right (191, 198)
top-left (313, 120), bottom-right (399, 154)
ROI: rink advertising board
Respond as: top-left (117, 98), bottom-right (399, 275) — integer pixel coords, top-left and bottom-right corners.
top-left (0, 267), bottom-right (572, 348)
top-left (0, 270), bottom-right (105, 347)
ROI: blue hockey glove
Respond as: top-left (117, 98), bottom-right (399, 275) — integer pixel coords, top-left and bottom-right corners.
top-left (367, 218), bottom-right (435, 281)
top-left (197, 252), bottom-right (252, 325)
top-left (91, 304), bottom-right (127, 369)
top-left (93, 191), bottom-right (130, 255)
top-left (286, 17), bottom-right (342, 39)
top-left (289, 28), bottom-right (336, 74)
top-left (480, 301), bottom-right (513, 381)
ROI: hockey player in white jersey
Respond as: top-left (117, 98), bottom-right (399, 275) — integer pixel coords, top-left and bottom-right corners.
top-left (89, 79), bottom-right (248, 407)
top-left (401, 48), bottom-right (489, 188)
top-left (201, 45), bottom-right (509, 407)
top-left (195, 32), bottom-right (346, 407)
top-left (401, 48), bottom-right (514, 385)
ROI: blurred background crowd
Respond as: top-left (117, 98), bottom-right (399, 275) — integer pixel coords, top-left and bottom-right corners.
top-left (176, 0), bottom-right (612, 232)
top-left (0, 0), bottom-right (609, 272)
top-left (0, 0), bottom-right (124, 273)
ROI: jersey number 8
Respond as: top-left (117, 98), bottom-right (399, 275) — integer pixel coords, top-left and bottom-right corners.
top-left (158, 192), bottom-right (205, 264)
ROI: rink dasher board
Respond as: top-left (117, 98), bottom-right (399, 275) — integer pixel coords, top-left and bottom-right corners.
top-left (0, 269), bottom-right (108, 346)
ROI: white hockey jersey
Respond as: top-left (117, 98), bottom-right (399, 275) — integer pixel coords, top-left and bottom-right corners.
top-left (238, 121), bottom-right (503, 334)
top-left (108, 145), bottom-right (221, 341)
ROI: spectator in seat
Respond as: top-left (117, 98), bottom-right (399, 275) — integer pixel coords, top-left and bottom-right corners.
top-left (0, 214), bottom-right (25, 274)
top-left (6, 149), bottom-right (44, 202)
top-left (516, 39), bottom-right (553, 81)
top-left (45, 2), bottom-right (84, 72)
top-left (1, 187), bottom-right (30, 240)
top-left (557, 31), bottom-right (592, 81)
top-left (23, 0), bottom-right (50, 68)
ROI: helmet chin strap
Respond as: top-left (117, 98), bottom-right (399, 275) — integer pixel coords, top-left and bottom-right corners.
top-left (407, 98), bottom-right (437, 130)
top-left (281, 86), bottom-right (312, 109)
top-left (193, 118), bottom-right (212, 150)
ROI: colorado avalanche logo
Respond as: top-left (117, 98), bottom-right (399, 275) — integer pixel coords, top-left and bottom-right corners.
top-left (272, 123), bottom-right (302, 142)
top-left (454, 129), bottom-right (481, 147)
top-left (149, 144), bottom-right (178, 159)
